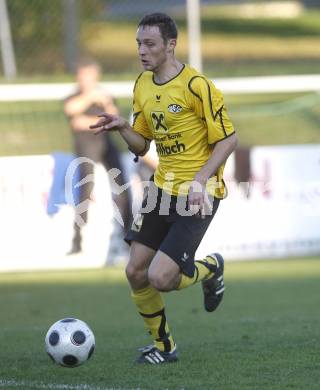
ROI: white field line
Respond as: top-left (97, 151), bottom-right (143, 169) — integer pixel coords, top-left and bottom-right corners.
top-left (0, 379), bottom-right (142, 390)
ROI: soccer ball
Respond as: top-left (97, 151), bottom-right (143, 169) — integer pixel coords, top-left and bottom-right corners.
top-left (45, 318), bottom-right (95, 367)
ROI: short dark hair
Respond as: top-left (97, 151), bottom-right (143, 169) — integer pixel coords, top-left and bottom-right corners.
top-left (138, 13), bottom-right (178, 43)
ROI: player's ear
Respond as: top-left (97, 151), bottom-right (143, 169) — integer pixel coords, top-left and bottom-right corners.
top-left (167, 38), bottom-right (177, 53)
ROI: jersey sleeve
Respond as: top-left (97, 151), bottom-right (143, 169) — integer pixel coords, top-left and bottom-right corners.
top-left (188, 76), bottom-right (235, 144)
top-left (132, 75), bottom-right (153, 140)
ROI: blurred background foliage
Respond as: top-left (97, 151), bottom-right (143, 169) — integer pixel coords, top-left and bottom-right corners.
top-left (3, 0), bottom-right (320, 80)
top-left (0, 0), bottom-right (319, 155)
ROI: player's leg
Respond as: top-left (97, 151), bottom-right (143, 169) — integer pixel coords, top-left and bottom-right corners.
top-left (148, 248), bottom-right (222, 298)
top-left (126, 242), bottom-right (177, 361)
top-left (125, 241), bottom-right (154, 290)
top-left (125, 186), bottom-right (177, 363)
top-left (147, 250), bottom-right (182, 292)
top-left (157, 197), bottom-right (225, 311)
top-left (178, 252), bottom-right (225, 313)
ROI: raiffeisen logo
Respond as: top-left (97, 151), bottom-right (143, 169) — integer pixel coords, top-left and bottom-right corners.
top-left (156, 140), bottom-right (186, 156)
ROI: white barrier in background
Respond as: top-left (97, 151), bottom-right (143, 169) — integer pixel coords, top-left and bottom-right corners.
top-left (0, 155), bottom-right (114, 272)
top-left (0, 145), bottom-right (319, 272)
top-left (197, 144), bottom-right (320, 260)
top-left (1, 74), bottom-right (320, 101)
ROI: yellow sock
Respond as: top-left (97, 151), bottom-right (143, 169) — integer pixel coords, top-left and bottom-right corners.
top-left (177, 255), bottom-right (217, 290)
top-left (131, 285), bottom-right (175, 352)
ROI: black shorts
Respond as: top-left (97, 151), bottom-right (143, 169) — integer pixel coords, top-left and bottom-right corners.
top-left (125, 181), bottom-right (220, 277)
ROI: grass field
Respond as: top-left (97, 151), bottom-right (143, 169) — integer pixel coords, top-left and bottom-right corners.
top-left (0, 258), bottom-right (319, 389)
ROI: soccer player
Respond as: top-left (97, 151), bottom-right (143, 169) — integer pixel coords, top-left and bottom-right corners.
top-left (90, 13), bottom-right (238, 364)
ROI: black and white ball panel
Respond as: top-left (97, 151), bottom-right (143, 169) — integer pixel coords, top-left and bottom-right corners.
top-left (62, 355), bottom-right (78, 367)
top-left (48, 331), bottom-right (59, 346)
top-left (71, 330), bottom-right (86, 345)
top-left (45, 318), bottom-right (95, 367)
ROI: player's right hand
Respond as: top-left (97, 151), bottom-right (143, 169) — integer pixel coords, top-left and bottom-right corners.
top-left (89, 113), bottom-right (127, 135)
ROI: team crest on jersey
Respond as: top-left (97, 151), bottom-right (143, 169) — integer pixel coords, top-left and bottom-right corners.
top-left (168, 104), bottom-right (183, 113)
top-left (151, 111), bottom-right (168, 132)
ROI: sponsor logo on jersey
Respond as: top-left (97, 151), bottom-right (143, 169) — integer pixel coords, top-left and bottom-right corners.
top-left (151, 111), bottom-right (168, 132)
top-left (156, 140), bottom-right (186, 156)
top-left (168, 104), bottom-right (183, 113)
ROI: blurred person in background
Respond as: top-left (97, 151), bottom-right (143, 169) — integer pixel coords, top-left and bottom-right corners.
top-left (64, 58), bottom-right (131, 261)
top-left (91, 13), bottom-right (237, 364)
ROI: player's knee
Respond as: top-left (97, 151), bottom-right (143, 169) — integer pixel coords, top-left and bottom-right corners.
top-left (125, 262), bottom-right (140, 282)
top-left (148, 269), bottom-right (172, 292)
top-left (125, 263), bottom-right (147, 288)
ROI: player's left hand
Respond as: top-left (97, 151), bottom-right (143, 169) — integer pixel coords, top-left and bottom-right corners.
top-left (188, 180), bottom-right (206, 218)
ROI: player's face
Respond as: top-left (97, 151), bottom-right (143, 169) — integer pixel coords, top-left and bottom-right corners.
top-left (136, 25), bottom-right (175, 72)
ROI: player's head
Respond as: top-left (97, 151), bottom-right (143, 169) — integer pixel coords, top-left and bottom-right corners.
top-left (136, 13), bottom-right (178, 71)
top-left (76, 58), bottom-right (101, 92)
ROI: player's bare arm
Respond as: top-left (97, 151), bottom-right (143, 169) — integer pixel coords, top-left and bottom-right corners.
top-left (188, 133), bottom-right (238, 212)
top-left (90, 113), bottom-right (150, 156)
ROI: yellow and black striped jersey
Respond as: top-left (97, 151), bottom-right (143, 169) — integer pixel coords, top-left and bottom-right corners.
top-left (132, 64), bottom-right (235, 198)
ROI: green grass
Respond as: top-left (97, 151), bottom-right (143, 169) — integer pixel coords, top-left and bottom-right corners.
top-left (0, 100), bottom-right (72, 156)
top-left (0, 258), bottom-right (320, 389)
